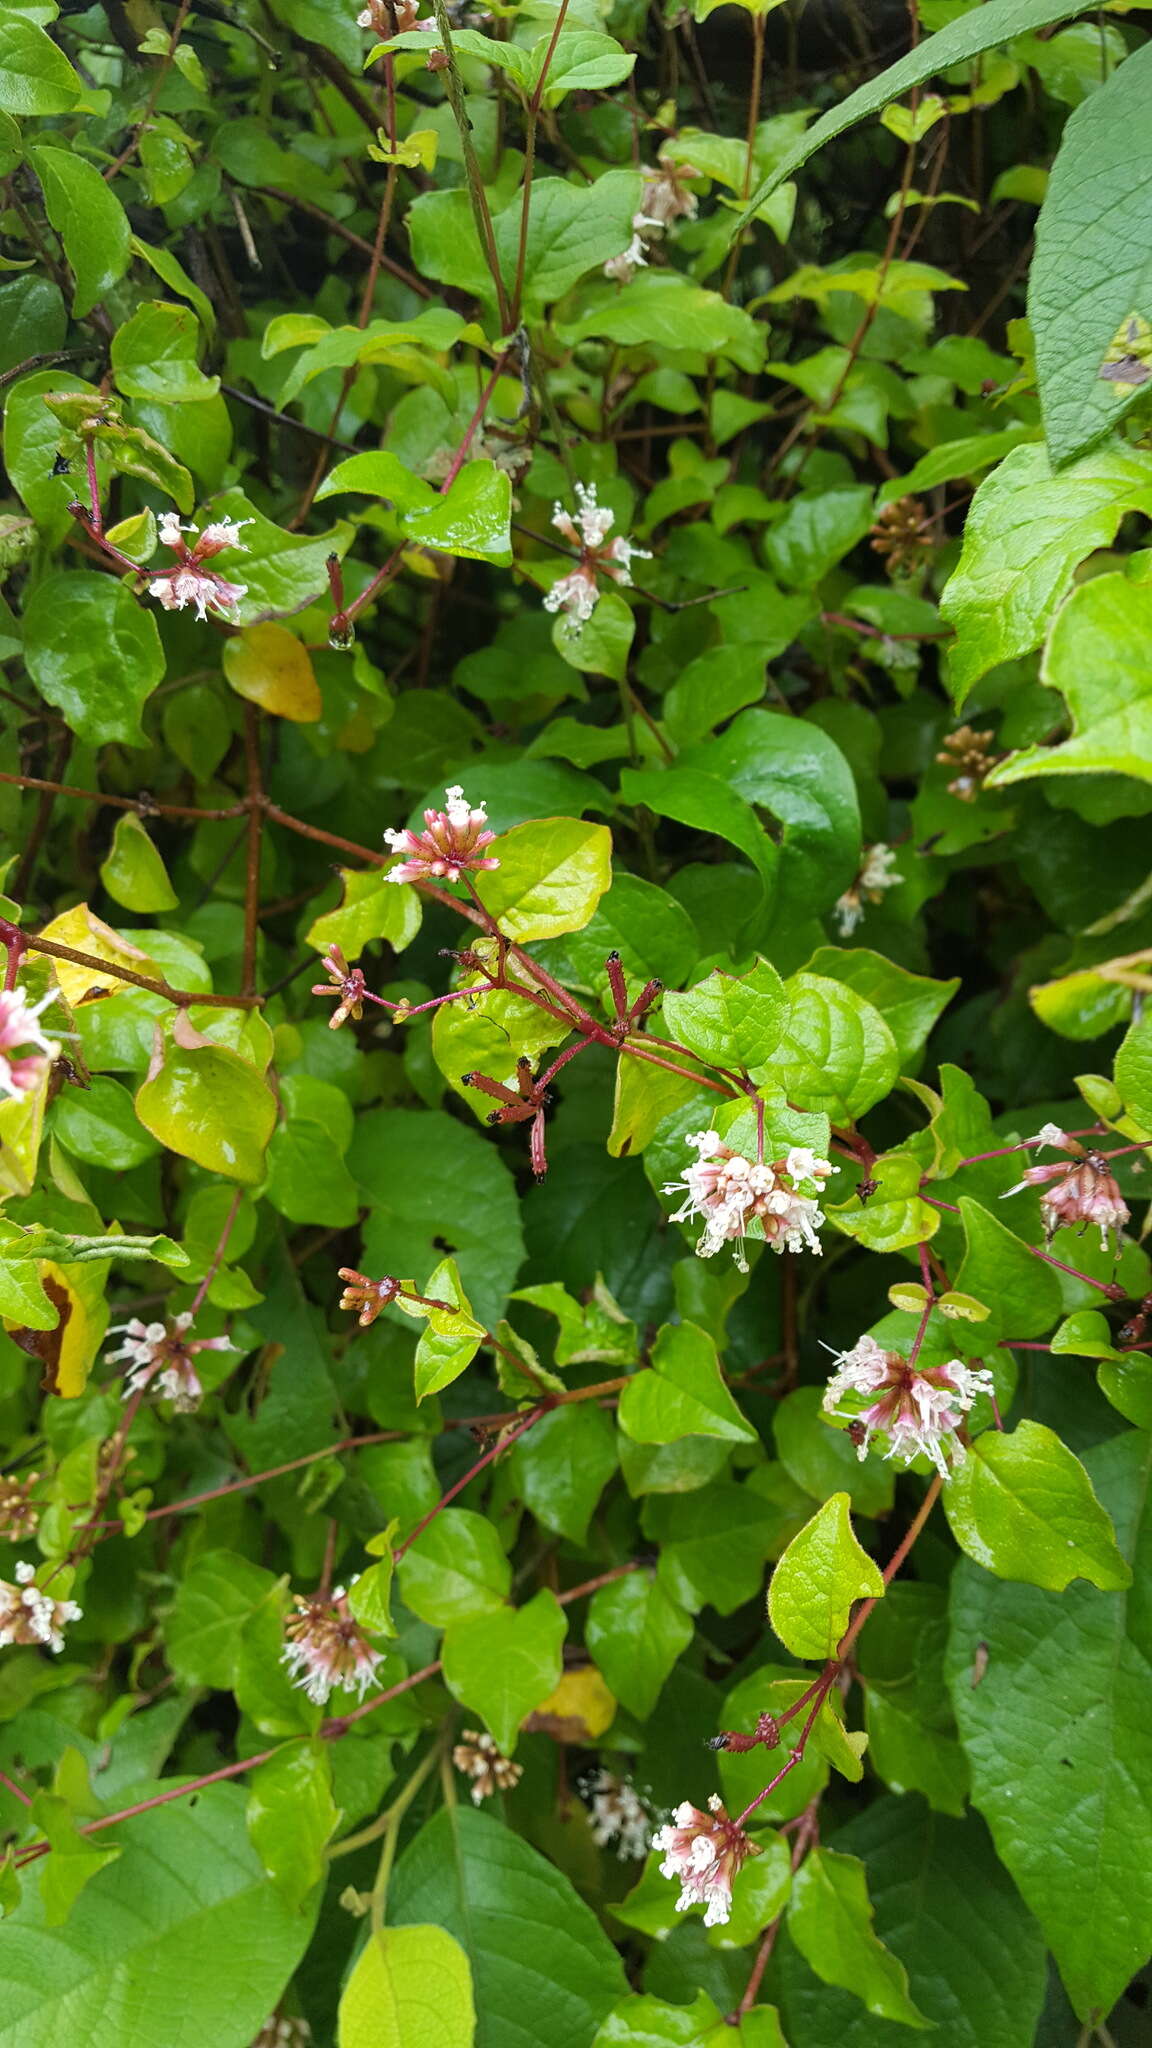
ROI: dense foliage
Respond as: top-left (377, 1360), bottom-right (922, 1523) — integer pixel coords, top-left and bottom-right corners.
top-left (2, 0), bottom-right (1152, 2041)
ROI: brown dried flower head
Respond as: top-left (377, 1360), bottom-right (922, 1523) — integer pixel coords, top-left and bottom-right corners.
top-left (452, 1729), bottom-right (523, 1805)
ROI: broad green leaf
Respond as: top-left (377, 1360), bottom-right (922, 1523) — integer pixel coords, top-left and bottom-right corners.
top-left (194, 487), bottom-right (350, 626)
top-left (511, 1402), bottom-right (619, 1544)
top-left (136, 1029), bottom-right (276, 1185)
top-left (774, 974), bottom-right (899, 1122)
top-left (739, 0), bottom-right (1104, 226)
top-left (829, 1152), bottom-right (941, 1257)
top-left (955, 1195), bottom-right (1062, 1337)
top-left (943, 1419), bottom-right (1130, 1591)
top-left (339, 1924), bottom-right (476, 2048)
top-left (0, 16), bottom-right (81, 113)
top-left (511, 1281), bottom-right (638, 1368)
top-left (306, 865), bottom-right (421, 960)
top-left (390, 1805), bottom-right (625, 2048)
top-left (787, 1848), bottom-right (931, 2029)
top-left (988, 572), bottom-right (1152, 787)
top-left (947, 1430), bottom-right (1152, 2022)
top-left (557, 272), bottom-right (764, 374)
top-left (52, 1074), bottom-right (160, 1172)
top-left (620, 766), bottom-right (778, 907)
top-left (940, 443), bottom-right (1152, 699)
top-left (661, 963), bottom-right (786, 1075)
top-left (648, 1480), bottom-right (785, 1614)
top-left (412, 1256), bottom-right (485, 1402)
top-left (111, 301), bottom-right (218, 406)
top-left (22, 572), bottom-right (165, 749)
top-left (773, 1384), bottom-right (895, 1518)
top-left (164, 1549), bottom-right (280, 1688)
top-left (586, 1570), bottom-right (694, 1719)
top-left (474, 817), bottom-right (612, 941)
top-left (533, 30), bottom-right (635, 103)
top-left (29, 1793), bottom-right (120, 1928)
top-left (432, 983), bottom-right (565, 1120)
top-left (314, 449), bottom-right (433, 512)
top-left (1115, 1006), bottom-right (1152, 1131)
top-left (401, 461), bottom-right (512, 564)
top-left (803, 948), bottom-right (958, 1071)
top-left (768, 1493), bottom-right (884, 1662)
top-left (441, 1589), bottom-right (567, 1752)
top-left (775, 1799), bottom-right (1047, 2047)
top-left (618, 1321), bottom-right (756, 1446)
top-left (264, 1117), bottom-right (360, 1229)
top-left (1030, 42), bottom-right (1152, 465)
top-left (246, 1739), bottom-right (338, 1910)
top-left (398, 1508), bottom-right (511, 1628)
top-left (98, 813), bottom-right (178, 914)
top-left (0, 1786), bottom-right (315, 2046)
top-left (27, 147), bottom-right (131, 318)
top-left (552, 585), bottom-right (635, 683)
top-left (593, 1989), bottom-right (725, 2045)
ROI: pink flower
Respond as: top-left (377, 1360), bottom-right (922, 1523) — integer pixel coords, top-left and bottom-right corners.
top-left (1003, 1136), bottom-right (1129, 1253)
top-left (148, 512), bottom-right (251, 622)
top-left (603, 233), bottom-right (649, 284)
top-left (543, 483), bottom-right (650, 629)
top-left (0, 1560), bottom-right (81, 1653)
top-left (823, 1335), bottom-right (995, 1478)
top-left (0, 984), bottom-right (59, 1101)
top-left (665, 1132), bottom-right (834, 1271)
top-left (652, 1795), bottom-right (759, 1927)
top-left (282, 1585), bottom-right (385, 1705)
top-left (311, 944), bottom-right (367, 1029)
top-left (383, 785), bottom-right (500, 884)
top-left (106, 1311), bottom-right (233, 1411)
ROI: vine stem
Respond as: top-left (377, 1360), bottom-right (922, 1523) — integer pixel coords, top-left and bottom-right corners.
top-left (427, 0), bottom-right (511, 330)
top-left (509, 0), bottom-right (572, 327)
top-left (393, 1408), bottom-right (541, 1561)
top-left (188, 1189), bottom-right (243, 1317)
top-left (0, 923), bottom-right (264, 1011)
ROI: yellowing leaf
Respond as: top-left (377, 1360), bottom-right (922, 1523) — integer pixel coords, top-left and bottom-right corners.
top-left (338, 1924), bottom-right (476, 2048)
top-left (530, 1664), bottom-right (617, 1741)
top-left (36, 905), bottom-right (157, 1004)
top-left (222, 622), bottom-right (322, 722)
top-left (38, 1258), bottom-right (110, 1399)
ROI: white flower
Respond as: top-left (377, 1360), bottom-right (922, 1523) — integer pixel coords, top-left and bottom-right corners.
top-left (544, 484), bottom-right (651, 629)
top-left (652, 1795), bottom-right (758, 1928)
top-left (148, 514), bottom-right (251, 621)
top-left (282, 1585), bottom-right (386, 1705)
top-left (0, 1560), bottom-right (81, 1653)
top-left (822, 1336), bottom-right (995, 1479)
top-left (1030, 1122), bottom-right (1069, 1152)
top-left (665, 1131), bottom-right (833, 1271)
top-left (586, 1770), bottom-right (651, 1859)
top-left (833, 843), bottom-right (901, 937)
top-left (603, 233), bottom-right (649, 283)
top-left (543, 566), bottom-right (600, 624)
top-left (106, 1311), bottom-right (233, 1411)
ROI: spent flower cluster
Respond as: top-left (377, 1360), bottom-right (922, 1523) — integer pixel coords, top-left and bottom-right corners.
top-left (281, 1585), bottom-right (385, 1705)
top-left (0, 1560), bottom-right (81, 1653)
top-left (667, 1135), bottom-right (834, 1271)
top-left (823, 1335), bottom-right (996, 1478)
top-left (652, 1795), bottom-right (758, 1928)
top-left (452, 1729), bottom-right (523, 1804)
top-left (1004, 1127), bottom-right (1130, 1252)
top-left (105, 1312), bottom-right (234, 1412)
top-left (543, 484), bottom-right (651, 627)
top-left (147, 514), bottom-right (250, 621)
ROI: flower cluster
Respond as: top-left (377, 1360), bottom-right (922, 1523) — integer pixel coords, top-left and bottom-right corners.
top-left (311, 944), bottom-right (368, 1030)
top-left (543, 483), bottom-right (651, 627)
top-left (0, 1472), bottom-right (40, 1542)
top-left (282, 1585), bottom-right (385, 1705)
top-left (585, 1770), bottom-right (651, 1860)
top-left (105, 1312), bottom-right (234, 1412)
top-left (652, 1795), bottom-right (758, 1927)
top-left (603, 158), bottom-right (700, 281)
top-left (1003, 1128), bottom-right (1130, 1253)
top-left (148, 514), bottom-right (250, 621)
top-left (0, 984), bottom-right (60, 1101)
top-left (666, 1134), bottom-right (834, 1271)
top-left (250, 2016), bottom-right (312, 2048)
top-left (0, 1560), bottom-right (81, 1653)
top-left (834, 843), bottom-right (901, 936)
top-left (384, 786), bottom-right (500, 884)
top-left (337, 1268), bottom-right (403, 1326)
top-left (823, 1334), bottom-right (995, 1479)
top-left (452, 1729), bottom-right (523, 1805)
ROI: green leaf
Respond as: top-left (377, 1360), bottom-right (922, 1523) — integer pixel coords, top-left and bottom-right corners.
top-left (829, 1152), bottom-right (941, 1256)
top-left (164, 1548), bottom-right (280, 1688)
top-left (557, 272), bottom-right (764, 374)
top-left (193, 487), bottom-right (350, 626)
top-left (1115, 1005), bottom-right (1152, 1131)
top-left (593, 1989), bottom-right (725, 2045)
top-left (441, 1588), bottom-right (567, 1752)
top-left (512, 1280), bottom-right (638, 1368)
top-left (803, 948), bottom-right (958, 1071)
top-left (474, 818), bottom-right (613, 942)
top-left (412, 1256), bottom-right (485, 1402)
top-left (661, 963), bottom-right (787, 1074)
top-left (402, 462), bottom-right (513, 565)
top-left (773, 1384), bottom-right (895, 1518)
top-left (943, 1419), bottom-right (1130, 1591)
top-left (0, 1785), bottom-right (315, 2045)
top-left (22, 572), bottom-right (165, 750)
top-left (618, 1321), bottom-right (756, 1446)
top-left (988, 572), bottom-right (1152, 787)
top-left (98, 813), bottom-right (178, 914)
top-left (27, 146), bottom-right (131, 319)
top-left (534, 30), bottom-right (635, 103)
top-left (586, 1570), bottom-right (694, 1719)
top-left (111, 300), bottom-right (219, 406)
top-left (775, 974), bottom-right (899, 1122)
top-left (432, 984), bottom-right (565, 1121)
top-left (0, 15), bottom-right (81, 113)
top-left (787, 1847), bottom-right (931, 2029)
top-left (511, 1402), bottom-right (619, 1544)
top-left (955, 1195), bottom-right (1062, 1337)
top-left (135, 1027), bottom-right (276, 1186)
top-left (775, 1799), bottom-right (1047, 2047)
top-left (552, 585), bottom-right (635, 683)
top-left (649, 1480), bottom-right (783, 1614)
top-left (52, 1075), bottom-right (160, 1172)
top-left (939, 443), bottom-right (1152, 700)
top-left (30, 1792), bottom-right (121, 1928)
top-left (246, 1739), bottom-right (338, 1911)
top-left (947, 1430), bottom-right (1152, 2022)
top-left (739, 0), bottom-right (1103, 226)
top-left (306, 865), bottom-right (421, 960)
top-left (1030, 42), bottom-right (1152, 466)
top-left (398, 1508), bottom-right (511, 1628)
top-left (265, 1117), bottom-right (360, 1229)
top-left (339, 1925), bottom-right (476, 2048)
top-left (768, 1493), bottom-right (884, 1662)
top-left (391, 1805), bottom-right (625, 2048)
top-left (620, 766), bottom-right (778, 907)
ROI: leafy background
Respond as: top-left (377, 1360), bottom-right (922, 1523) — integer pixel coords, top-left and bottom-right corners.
top-left (2, 0), bottom-right (1152, 2042)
